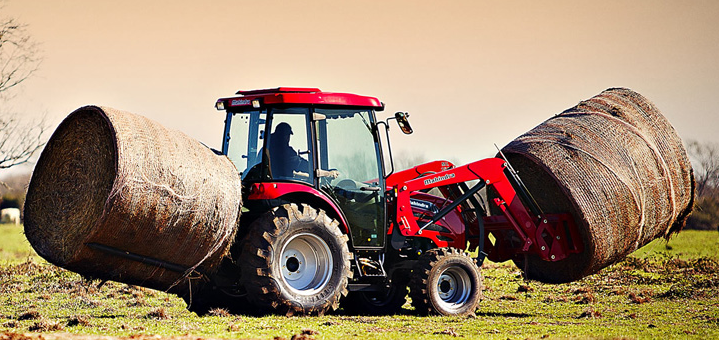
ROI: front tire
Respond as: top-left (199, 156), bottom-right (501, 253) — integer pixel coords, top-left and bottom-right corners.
top-left (239, 203), bottom-right (352, 316)
top-left (409, 248), bottom-right (482, 316)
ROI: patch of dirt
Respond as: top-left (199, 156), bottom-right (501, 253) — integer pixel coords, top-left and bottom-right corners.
top-left (66, 316), bottom-right (90, 327)
top-left (572, 293), bottom-right (596, 304)
top-left (207, 309), bottom-right (230, 317)
top-left (2, 321), bottom-right (18, 328)
top-left (0, 332), bottom-right (45, 340)
top-left (543, 294), bottom-right (568, 303)
top-left (337, 316), bottom-right (376, 324)
top-left (434, 328), bottom-right (460, 337)
top-left (144, 308), bottom-right (169, 320)
top-left (17, 312), bottom-right (40, 321)
top-left (517, 284), bottom-right (533, 293)
top-left (616, 256), bottom-right (718, 276)
top-left (628, 290), bottom-right (653, 304)
top-left (28, 320), bottom-right (63, 332)
top-left (577, 308), bottom-right (602, 319)
top-left (286, 329), bottom-right (318, 340)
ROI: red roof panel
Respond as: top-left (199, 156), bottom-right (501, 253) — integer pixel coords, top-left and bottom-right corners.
top-left (220, 87), bottom-right (383, 110)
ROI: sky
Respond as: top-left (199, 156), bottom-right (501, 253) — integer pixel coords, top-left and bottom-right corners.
top-left (3, 0), bottom-right (719, 174)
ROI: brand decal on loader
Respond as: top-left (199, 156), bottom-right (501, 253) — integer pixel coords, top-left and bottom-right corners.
top-left (423, 173), bottom-right (455, 186)
top-left (410, 199), bottom-right (440, 213)
top-left (231, 99), bottom-right (252, 106)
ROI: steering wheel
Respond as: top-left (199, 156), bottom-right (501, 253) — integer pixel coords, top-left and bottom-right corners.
top-left (333, 179), bottom-right (379, 203)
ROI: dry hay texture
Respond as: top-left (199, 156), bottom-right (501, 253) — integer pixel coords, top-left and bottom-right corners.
top-left (24, 106), bottom-right (242, 294)
top-left (501, 88), bottom-right (694, 283)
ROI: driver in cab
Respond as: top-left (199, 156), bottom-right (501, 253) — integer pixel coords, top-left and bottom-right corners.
top-left (269, 122), bottom-right (309, 178)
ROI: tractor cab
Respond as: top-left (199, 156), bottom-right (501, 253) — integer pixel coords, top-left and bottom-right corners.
top-left (216, 88), bottom-right (395, 248)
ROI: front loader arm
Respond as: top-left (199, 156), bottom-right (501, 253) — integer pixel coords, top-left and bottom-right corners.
top-left (385, 160), bottom-right (455, 188)
top-left (392, 157), bottom-right (582, 262)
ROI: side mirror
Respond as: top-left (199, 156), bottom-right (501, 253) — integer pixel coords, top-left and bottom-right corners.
top-left (394, 112), bottom-right (413, 134)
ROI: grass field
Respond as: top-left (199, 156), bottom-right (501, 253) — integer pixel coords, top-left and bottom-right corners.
top-left (1, 223), bottom-right (717, 339)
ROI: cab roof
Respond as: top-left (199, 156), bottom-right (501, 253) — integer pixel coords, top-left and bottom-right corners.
top-left (216, 87), bottom-right (384, 111)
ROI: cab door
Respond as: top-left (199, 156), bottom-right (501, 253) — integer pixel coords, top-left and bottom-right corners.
top-left (314, 108), bottom-right (385, 247)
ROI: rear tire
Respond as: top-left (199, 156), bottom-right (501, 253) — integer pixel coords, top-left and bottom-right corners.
top-left (239, 203), bottom-right (352, 316)
top-left (409, 247), bottom-right (482, 316)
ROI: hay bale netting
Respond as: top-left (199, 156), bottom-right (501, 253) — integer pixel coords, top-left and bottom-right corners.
top-left (24, 106), bottom-right (242, 294)
top-left (501, 88), bottom-right (694, 283)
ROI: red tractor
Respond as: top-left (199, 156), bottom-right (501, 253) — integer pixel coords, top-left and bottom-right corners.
top-left (188, 87), bottom-right (583, 316)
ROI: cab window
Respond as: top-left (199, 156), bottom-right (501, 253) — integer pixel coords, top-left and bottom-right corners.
top-left (266, 108), bottom-right (313, 183)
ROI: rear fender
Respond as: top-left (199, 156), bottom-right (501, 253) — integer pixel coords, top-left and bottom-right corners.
top-left (246, 182), bottom-right (350, 234)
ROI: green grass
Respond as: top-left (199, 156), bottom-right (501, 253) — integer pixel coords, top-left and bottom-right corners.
top-left (0, 223), bottom-right (40, 264)
top-left (632, 229), bottom-right (719, 259)
top-left (1, 225), bottom-right (718, 339)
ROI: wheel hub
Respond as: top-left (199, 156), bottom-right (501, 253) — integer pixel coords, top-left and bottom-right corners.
top-left (280, 233), bottom-right (333, 295)
top-left (435, 267), bottom-right (472, 311)
top-left (286, 256), bottom-right (301, 272)
top-left (439, 276), bottom-right (455, 296)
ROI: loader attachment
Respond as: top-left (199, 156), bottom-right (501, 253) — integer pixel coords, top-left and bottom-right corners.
top-left (392, 157), bottom-right (583, 263)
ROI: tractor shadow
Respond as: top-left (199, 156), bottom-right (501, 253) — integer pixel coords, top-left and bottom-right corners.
top-left (475, 311), bottom-right (531, 318)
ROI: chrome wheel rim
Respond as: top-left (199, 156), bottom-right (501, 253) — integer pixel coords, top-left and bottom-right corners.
top-left (280, 233), bottom-right (333, 295)
top-left (435, 267), bottom-right (472, 311)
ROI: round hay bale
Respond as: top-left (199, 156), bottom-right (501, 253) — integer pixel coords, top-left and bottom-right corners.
top-left (501, 88), bottom-right (694, 283)
top-left (24, 106), bottom-right (242, 293)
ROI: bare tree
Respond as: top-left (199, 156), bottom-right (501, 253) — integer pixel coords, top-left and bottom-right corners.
top-left (0, 171), bottom-right (31, 209)
top-left (687, 140), bottom-right (719, 198)
top-left (0, 114), bottom-right (46, 169)
top-left (0, 17), bottom-right (41, 96)
top-left (684, 140), bottom-right (719, 230)
top-left (393, 151), bottom-right (428, 172)
top-left (0, 9), bottom-right (45, 170)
